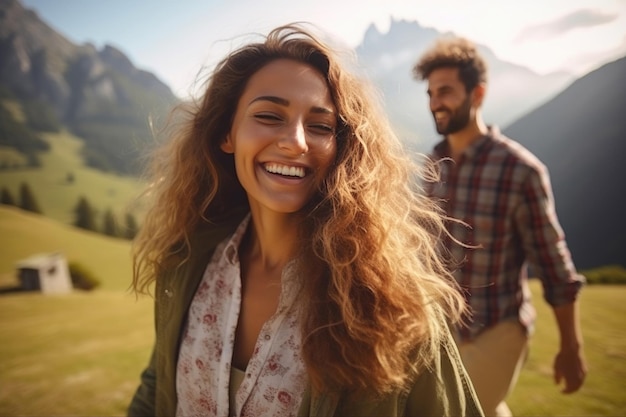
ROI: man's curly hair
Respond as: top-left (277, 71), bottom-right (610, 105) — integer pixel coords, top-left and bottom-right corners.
top-left (413, 36), bottom-right (488, 92)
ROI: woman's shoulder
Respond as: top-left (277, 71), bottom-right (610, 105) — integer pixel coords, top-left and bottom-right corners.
top-left (157, 209), bottom-right (249, 280)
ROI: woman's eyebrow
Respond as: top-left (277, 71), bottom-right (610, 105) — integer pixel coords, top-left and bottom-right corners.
top-left (311, 106), bottom-right (334, 115)
top-left (249, 95), bottom-right (335, 115)
top-left (249, 95), bottom-right (289, 106)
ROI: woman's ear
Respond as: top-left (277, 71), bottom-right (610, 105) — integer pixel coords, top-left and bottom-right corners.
top-left (221, 134), bottom-right (234, 154)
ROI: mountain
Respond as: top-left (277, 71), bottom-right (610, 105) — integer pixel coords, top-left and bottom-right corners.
top-left (504, 57), bottom-right (626, 269)
top-left (355, 18), bottom-right (575, 152)
top-left (0, 0), bottom-right (178, 175)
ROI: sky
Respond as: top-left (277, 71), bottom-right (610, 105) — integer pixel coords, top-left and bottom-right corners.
top-left (20, 0), bottom-right (626, 98)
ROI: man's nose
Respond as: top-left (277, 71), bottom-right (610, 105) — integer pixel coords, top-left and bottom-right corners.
top-left (430, 95), bottom-right (440, 111)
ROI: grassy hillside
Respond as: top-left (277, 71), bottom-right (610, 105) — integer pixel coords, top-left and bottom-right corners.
top-left (508, 281), bottom-right (626, 415)
top-left (0, 205), bottom-right (132, 291)
top-left (0, 128), bottom-right (145, 226)
top-left (0, 290), bottom-right (153, 416)
top-left (0, 205), bottom-right (151, 415)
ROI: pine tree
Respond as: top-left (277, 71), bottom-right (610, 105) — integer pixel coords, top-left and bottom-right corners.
top-left (1, 187), bottom-right (16, 206)
top-left (73, 196), bottom-right (97, 231)
top-left (102, 208), bottom-right (118, 237)
top-left (124, 212), bottom-right (139, 240)
top-left (19, 182), bottom-right (42, 214)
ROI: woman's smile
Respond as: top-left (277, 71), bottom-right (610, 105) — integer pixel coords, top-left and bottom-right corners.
top-left (262, 162), bottom-right (307, 179)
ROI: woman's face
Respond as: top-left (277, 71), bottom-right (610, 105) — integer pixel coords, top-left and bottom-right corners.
top-left (222, 58), bottom-right (337, 215)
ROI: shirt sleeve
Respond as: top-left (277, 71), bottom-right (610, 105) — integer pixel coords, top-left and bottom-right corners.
top-left (514, 163), bottom-right (584, 306)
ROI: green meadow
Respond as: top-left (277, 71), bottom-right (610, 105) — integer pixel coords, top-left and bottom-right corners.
top-left (0, 207), bottom-right (624, 416)
top-left (0, 206), bottom-right (153, 416)
top-left (0, 129), bottom-right (145, 226)
top-left (507, 282), bottom-right (626, 415)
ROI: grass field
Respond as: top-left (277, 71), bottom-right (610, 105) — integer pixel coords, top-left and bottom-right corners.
top-left (0, 206), bottom-right (150, 416)
top-left (1, 207), bottom-right (625, 416)
top-left (0, 291), bottom-right (153, 416)
top-left (0, 206), bottom-right (132, 290)
top-left (507, 282), bottom-right (626, 415)
top-left (0, 129), bottom-right (145, 226)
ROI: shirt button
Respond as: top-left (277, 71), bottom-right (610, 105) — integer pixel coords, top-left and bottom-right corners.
top-left (164, 289), bottom-right (173, 298)
top-left (264, 334), bottom-right (271, 341)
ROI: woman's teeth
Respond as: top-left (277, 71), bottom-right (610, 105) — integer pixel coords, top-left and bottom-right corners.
top-left (264, 163), bottom-right (305, 178)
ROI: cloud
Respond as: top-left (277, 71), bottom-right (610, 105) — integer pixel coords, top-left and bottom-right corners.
top-left (515, 8), bottom-right (618, 42)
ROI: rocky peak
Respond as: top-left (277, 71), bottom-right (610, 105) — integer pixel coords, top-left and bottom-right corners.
top-left (99, 44), bottom-right (135, 74)
top-left (0, 0), bottom-right (178, 175)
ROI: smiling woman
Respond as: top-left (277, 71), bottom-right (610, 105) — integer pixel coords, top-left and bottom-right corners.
top-left (221, 58), bottom-right (337, 215)
top-left (127, 23), bottom-right (483, 417)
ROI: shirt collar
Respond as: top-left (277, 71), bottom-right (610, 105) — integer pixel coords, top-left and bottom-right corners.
top-left (223, 213), bottom-right (251, 265)
top-left (434, 125), bottom-right (500, 161)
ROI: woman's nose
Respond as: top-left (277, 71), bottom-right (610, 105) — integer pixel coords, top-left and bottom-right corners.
top-left (278, 121), bottom-right (309, 155)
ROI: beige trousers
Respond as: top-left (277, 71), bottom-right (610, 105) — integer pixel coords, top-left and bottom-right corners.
top-left (456, 320), bottom-right (529, 417)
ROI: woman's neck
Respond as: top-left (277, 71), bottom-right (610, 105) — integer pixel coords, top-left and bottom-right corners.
top-left (242, 208), bottom-right (301, 273)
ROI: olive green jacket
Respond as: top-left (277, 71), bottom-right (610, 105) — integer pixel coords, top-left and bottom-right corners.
top-left (127, 215), bottom-right (483, 416)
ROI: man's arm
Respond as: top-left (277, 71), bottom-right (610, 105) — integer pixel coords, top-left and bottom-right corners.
top-left (515, 161), bottom-right (587, 393)
top-left (552, 301), bottom-right (587, 393)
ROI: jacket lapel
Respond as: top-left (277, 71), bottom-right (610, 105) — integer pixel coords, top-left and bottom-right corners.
top-left (156, 212), bottom-right (249, 415)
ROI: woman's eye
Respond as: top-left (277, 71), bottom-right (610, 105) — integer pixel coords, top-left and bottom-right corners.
top-left (309, 124), bottom-right (335, 134)
top-left (254, 113), bottom-right (282, 123)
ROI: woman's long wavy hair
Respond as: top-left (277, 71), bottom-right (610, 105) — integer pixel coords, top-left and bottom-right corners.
top-left (132, 23), bottom-right (466, 397)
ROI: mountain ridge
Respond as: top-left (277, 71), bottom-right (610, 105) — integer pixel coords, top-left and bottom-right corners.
top-left (0, 0), bottom-right (178, 175)
top-left (504, 56), bottom-right (626, 269)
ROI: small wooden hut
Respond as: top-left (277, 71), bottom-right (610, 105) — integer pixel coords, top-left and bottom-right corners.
top-left (16, 253), bottom-right (72, 294)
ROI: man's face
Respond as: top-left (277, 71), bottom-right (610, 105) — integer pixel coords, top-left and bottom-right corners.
top-left (426, 67), bottom-right (473, 135)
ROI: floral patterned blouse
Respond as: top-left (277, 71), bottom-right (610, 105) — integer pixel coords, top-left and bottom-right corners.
top-left (176, 215), bottom-right (308, 417)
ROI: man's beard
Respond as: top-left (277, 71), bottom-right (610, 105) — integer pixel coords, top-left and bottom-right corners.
top-left (434, 95), bottom-right (472, 135)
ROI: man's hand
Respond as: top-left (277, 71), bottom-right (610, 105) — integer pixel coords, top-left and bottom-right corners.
top-left (552, 301), bottom-right (587, 393)
top-left (553, 346), bottom-right (587, 393)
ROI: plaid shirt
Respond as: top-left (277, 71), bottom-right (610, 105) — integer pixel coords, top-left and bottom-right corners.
top-left (428, 126), bottom-right (584, 341)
